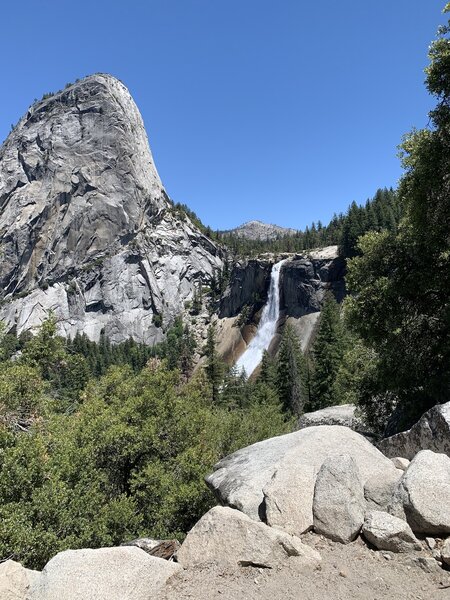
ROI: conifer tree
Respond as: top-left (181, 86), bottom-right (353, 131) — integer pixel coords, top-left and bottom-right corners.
top-left (309, 293), bottom-right (345, 410)
top-left (276, 324), bottom-right (305, 416)
top-left (204, 324), bottom-right (224, 403)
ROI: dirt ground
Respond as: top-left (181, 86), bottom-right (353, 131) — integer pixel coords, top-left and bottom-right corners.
top-left (162, 533), bottom-right (450, 600)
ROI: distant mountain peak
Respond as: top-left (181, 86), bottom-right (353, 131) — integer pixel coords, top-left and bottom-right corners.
top-left (222, 220), bottom-right (298, 241)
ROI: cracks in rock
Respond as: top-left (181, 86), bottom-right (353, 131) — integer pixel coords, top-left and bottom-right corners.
top-left (17, 150), bottom-right (36, 183)
top-left (0, 179), bottom-right (26, 212)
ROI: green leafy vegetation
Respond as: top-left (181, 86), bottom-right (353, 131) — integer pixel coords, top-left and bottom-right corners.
top-left (0, 317), bottom-right (291, 569)
top-left (343, 8), bottom-right (450, 433)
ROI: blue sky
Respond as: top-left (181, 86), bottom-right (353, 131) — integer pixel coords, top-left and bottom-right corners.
top-left (0, 1), bottom-right (447, 230)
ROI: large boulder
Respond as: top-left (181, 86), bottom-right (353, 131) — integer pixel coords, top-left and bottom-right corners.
top-left (364, 468), bottom-right (403, 511)
top-left (175, 506), bottom-right (321, 569)
top-left (28, 546), bottom-right (181, 600)
top-left (312, 454), bottom-right (365, 543)
top-left (388, 450), bottom-right (450, 536)
top-left (264, 461), bottom-right (317, 535)
top-left (297, 404), bottom-right (374, 439)
top-left (0, 560), bottom-right (39, 600)
top-left (362, 511), bottom-right (421, 553)
top-left (206, 425), bottom-right (399, 526)
top-left (378, 401), bottom-right (450, 459)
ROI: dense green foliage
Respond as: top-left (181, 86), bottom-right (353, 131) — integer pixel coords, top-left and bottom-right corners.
top-left (345, 8), bottom-right (450, 433)
top-left (0, 318), bottom-right (291, 569)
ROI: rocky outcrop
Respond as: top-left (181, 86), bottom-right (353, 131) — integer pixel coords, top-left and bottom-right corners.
top-left (388, 450), bottom-right (450, 536)
top-left (0, 74), bottom-right (222, 343)
top-left (280, 250), bottom-right (346, 318)
top-left (264, 461), bottom-right (317, 535)
top-left (362, 511), bottom-right (421, 553)
top-left (378, 401), bottom-right (450, 460)
top-left (297, 404), bottom-right (375, 439)
top-left (219, 247), bottom-right (345, 321)
top-left (28, 546), bottom-right (181, 599)
top-left (0, 559), bottom-right (39, 600)
top-left (219, 259), bottom-right (272, 318)
top-left (312, 454), bottom-right (365, 543)
top-left (206, 425), bottom-right (398, 524)
top-left (175, 506), bottom-right (321, 569)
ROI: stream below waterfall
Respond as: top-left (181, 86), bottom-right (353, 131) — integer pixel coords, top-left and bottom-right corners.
top-left (235, 259), bottom-right (286, 377)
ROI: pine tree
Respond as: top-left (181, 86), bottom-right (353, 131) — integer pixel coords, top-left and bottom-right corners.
top-left (309, 293), bottom-right (345, 410)
top-left (276, 324), bottom-right (306, 416)
top-left (204, 324), bottom-right (224, 403)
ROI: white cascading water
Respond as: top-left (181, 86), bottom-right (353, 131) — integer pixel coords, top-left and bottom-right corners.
top-left (235, 259), bottom-right (286, 377)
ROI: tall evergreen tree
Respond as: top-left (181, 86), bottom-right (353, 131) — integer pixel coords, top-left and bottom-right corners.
top-left (309, 293), bottom-right (345, 410)
top-left (276, 324), bottom-right (305, 416)
top-left (204, 324), bottom-right (225, 403)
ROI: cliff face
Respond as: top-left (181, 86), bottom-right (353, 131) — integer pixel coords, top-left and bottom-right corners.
top-left (219, 247), bottom-right (345, 320)
top-left (0, 74), bottom-right (222, 343)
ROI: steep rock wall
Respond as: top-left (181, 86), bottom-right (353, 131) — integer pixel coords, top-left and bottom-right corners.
top-left (0, 74), bottom-right (222, 343)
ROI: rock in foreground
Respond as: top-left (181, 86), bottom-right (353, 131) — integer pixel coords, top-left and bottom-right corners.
top-left (388, 450), bottom-right (450, 536)
top-left (362, 511), bottom-right (421, 553)
top-left (0, 560), bottom-right (39, 600)
top-left (206, 425), bottom-right (398, 525)
top-left (176, 506), bottom-right (321, 569)
top-left (29, 546), bottom-right (181, 600)
top-left (313, 454), bottom-right (365, 543)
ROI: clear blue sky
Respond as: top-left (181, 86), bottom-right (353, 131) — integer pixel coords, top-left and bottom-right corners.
top-left (0, 1), bottom-right (447, 230)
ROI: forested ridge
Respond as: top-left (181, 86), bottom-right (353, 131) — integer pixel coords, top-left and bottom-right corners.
top-left (176, 186), bottom-right (402, 258)
top-left (0, 3), bottom-right (449, 573)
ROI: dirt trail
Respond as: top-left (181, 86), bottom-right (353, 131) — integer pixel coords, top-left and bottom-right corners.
top-left (163, 534), bottom-right (450, 600)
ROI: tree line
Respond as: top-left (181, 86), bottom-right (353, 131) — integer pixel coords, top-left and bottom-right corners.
top-left (174, 187), bottom-right (402, 259)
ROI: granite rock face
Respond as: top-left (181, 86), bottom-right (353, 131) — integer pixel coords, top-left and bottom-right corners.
top-left (312, 454), bottom-right (365, 543)
top-left (175, 506), bottom-right (321, 569)
top-left (388, 450), bottom-right (450, 535)
top-left (297, 404), bottom-right (375, 439)
top-left (28, 546), bottom-right (180, 600)
top-left (378, 401), bottom-right (450, 460)
top-left (0, 74), bottom-right (222, 343)
top-left (219, 247), bottom-right (345, 320)
top-left (280, 250), bottom-right (346, 318)
top-left (206, 425), bottom-right (398, 523)
top-left (0, 559), bottom-right (40, 600)
top-left (362, 511), bottom-right (421, 553)
top-left (219, 259), bottom-right (272, 318)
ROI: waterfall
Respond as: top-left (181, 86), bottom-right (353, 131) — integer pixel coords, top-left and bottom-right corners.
top-left (235, 259), bottom-right (286, 377)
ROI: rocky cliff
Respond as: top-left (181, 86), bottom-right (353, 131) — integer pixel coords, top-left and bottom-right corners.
top-left (0, 74), bottom-right (222, 343)
top-left (220, 246), bottom-right (345, 320)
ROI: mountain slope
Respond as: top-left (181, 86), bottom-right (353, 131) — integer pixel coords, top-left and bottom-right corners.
top-left (0, 74), bottom-right (222, 343)
top-left (222, 220), bottom-right (298, 241)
